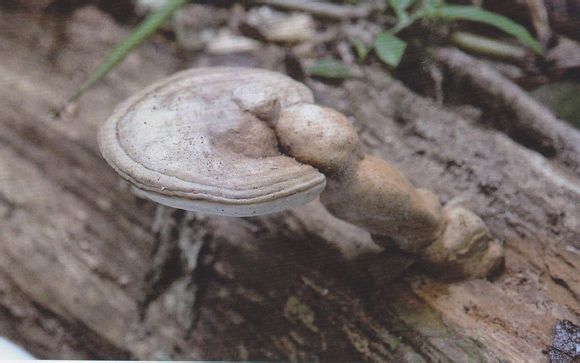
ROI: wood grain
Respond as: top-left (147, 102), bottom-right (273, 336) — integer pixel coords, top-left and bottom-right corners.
top-left (0, 5), bottom-right (577, 361)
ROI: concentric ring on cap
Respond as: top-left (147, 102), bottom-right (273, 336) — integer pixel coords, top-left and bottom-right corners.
top-left (98, 67), bottom-right (326, 216)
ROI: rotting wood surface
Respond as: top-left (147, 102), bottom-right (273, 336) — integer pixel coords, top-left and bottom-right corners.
top-left (0, 5), bottom-right (578, 361)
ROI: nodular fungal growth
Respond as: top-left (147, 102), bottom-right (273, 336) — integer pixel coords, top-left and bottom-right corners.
top-left (99, 67), bottom-right (504, 279)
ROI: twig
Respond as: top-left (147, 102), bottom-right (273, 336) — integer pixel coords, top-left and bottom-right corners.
top-left (525, 0), bottom-right (551, 46)
top-left (292, 27), bottom-right (339, 57)
top-left (253, 0), bottom-right (373, 19)
top-left (434, 47), bottom-right (580, 176)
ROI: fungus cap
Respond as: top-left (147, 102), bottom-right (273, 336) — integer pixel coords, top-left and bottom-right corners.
top-left (99, 67), bottom-right (326, 216)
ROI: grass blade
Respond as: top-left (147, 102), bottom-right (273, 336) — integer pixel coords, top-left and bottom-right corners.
top-left (429, 5), bottom-right (542, 54)
top-left (63, 0), bottom-right (188, 107)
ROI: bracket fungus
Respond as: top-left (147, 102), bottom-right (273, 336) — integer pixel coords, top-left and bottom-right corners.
top-left (99, 67), bottom-right (503, 278)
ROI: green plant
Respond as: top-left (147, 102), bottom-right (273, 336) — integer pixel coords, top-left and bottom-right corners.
top-left (57, 0), bottom-right (188, 114)
top-left (307, 0), bottom-right (541, 79)
top-left (306, 59), bottom-right (352, 79)
top-left (372, 0), bottom-right (542, 67)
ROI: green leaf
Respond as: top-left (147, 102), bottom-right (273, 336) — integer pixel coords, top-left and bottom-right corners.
top-left (389, 0), bottom-right (414, 22)
top-left (374, 31), bottom-right (407, 67)
top-left (424, 0), bottom-right (443, 11)
top-left (307, 59), bottom-right (352, 79)
top-left (389, 0), bottom-right (414, 13)
top-left (64, 0), bottom-right (188, 106)
top-left (353, 39), bottom-right (370, 61)
top-left (428, 5), bottom-right (542, 54)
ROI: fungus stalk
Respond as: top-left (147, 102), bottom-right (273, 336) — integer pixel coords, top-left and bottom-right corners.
top-left (272, 103), bottom-right (503, 278)
top-left (100, 67), bottom-right (503, 280)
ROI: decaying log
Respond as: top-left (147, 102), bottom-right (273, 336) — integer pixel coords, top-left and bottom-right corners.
top-left (0, 5), bottom-right (577, 361)
top-left (433, 47), bottom-right (580, 176)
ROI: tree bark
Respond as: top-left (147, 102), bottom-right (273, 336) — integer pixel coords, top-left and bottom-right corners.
top-left (0, 5), bottom-right (577, 361)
